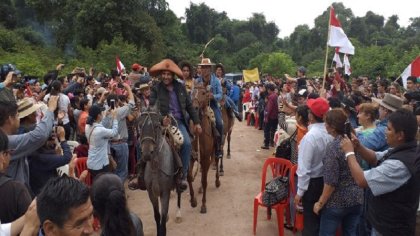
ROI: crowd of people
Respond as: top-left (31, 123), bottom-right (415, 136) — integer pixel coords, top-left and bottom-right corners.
top-left (0, 58), bottom-right (419, 235)
top-left (0, 58), bottom-right (243, 235)
top-left (242, 66), bottom-right (420, 236)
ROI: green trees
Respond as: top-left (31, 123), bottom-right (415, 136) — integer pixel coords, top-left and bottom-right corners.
top-left (0, 1), bottom-right (418, 80)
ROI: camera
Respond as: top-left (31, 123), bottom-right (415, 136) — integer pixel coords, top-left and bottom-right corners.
top-left (117, 83), bottom-right (125, 89)
top-left (0, 64), bottom-right (21, 82)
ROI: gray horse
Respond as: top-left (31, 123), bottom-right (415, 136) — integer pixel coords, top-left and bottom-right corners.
top-left (138, 108), bottom-right (181, 236)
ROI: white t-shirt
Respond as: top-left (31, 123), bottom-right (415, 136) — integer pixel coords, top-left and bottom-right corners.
top-left (44, 93), bottom-right (70, 124)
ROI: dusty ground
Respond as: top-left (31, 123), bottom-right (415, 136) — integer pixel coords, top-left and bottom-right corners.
top-left (126, 121), bottom-right (293, 236)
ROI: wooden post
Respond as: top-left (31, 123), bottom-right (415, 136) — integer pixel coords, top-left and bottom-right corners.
top-left (322, 6), bottom-right (332, 91)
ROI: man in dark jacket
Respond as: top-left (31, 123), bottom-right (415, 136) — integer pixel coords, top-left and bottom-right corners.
top-left (261, 83), bottom-right (278, 149)
top-left (137, 59), bottom-right (201, 190)
top-left (342, 108), bottom-right (420, 236)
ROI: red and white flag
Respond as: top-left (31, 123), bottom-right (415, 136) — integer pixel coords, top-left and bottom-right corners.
top-left (400, 56), bottom-right (420, 89)
top-left (343, 54), bottom-right (352, 75)
top-left (327, 6), bottom-right (355, 55)
top-left (116, 56), bottom-right (125, 74)
top-left (333, 48), bottom-right (343, 68)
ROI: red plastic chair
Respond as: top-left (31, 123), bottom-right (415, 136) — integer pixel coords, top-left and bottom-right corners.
top-left (75, 157), bottom-right (92, 186)
top-left (253, 157), bottom-right (294, 236)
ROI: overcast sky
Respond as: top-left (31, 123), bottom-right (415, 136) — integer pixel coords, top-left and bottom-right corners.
top-left (166, 0), bottom-right (420, 38)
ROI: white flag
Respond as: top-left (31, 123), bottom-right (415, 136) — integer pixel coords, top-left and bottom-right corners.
top-left (327, 6), bottom-right (355, 55)
top-left (343, 54), bottom-right (351, 75)
top-left (333, 48), bottom-right (343, 68)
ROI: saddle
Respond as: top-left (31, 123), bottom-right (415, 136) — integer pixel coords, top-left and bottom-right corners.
top-left (162, 126), bottom-right (184, 178)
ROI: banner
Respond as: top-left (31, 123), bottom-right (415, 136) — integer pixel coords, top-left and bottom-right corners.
top-left (243, 68), bottom-right (259, 83)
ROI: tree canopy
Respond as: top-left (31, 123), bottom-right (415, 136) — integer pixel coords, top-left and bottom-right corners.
top-left (0, 1), bottom-right (419, 79)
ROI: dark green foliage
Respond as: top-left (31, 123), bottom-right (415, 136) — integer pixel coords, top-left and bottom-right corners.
top-left (0, 1), bottom-right (418, 80)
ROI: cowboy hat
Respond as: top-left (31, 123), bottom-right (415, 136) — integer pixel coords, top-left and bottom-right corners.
top-left (149, 59), bottom-right (183, 79)
top-left (17, 98), bottom-right (42, 119)
top-left (372, 93), bottom-right (403, 112)
top-left (198, 58), bottom-right (215, 66)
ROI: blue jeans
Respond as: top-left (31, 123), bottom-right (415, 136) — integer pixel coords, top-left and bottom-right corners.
top-left (210, 101), bottom-right (223, 145)
top-left (110, 142), bottom-right (129, 183)
top-left (224, 95), bottom-right (238, 113)
top-left (319, 205), bottom-right (362, 236)
top-left (177, 121), bottom-right (191, 179)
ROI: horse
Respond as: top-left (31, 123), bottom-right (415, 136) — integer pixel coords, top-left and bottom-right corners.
top-left (188, 82), bottom-right (220, 213)
top-left (218, 88), bottom-right (235, 176)
top-left (137, 107), bottom-right (182, 236)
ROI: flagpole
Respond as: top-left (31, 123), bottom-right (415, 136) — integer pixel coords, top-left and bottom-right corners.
top-left (322, 6), bottom-right (332, 91)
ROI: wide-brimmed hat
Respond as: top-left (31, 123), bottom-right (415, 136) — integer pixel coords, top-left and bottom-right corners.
top-left (17, 98), bottom-right (42, 119)
top-left (149, 59), bottom-right (183, 79)
top-left (307, 98), bottom-right (330, 118)
top-left (139, 83), bottom-right (149, 90)
top-left (198, 58), bottom-right (215, 66)
top-left (96, 87), bottom-right (106, 95)
top-left (372, 93), bottom-right (403, 112)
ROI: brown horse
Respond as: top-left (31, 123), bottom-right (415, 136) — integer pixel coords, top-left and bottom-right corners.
top-left (219, 97), bottom-right (235, 176)
top-left (188, 82), bottom-right (220, 213)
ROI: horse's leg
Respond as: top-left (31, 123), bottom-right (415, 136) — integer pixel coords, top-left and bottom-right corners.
top-left (175, 188), bottom-right (182, 223)
top-left (160, 190), bottom-right (170, 236)
top-left (215, 155), bottom-right (221, 188)
top-left (200, 162), bottom-right (209, 213)
top-left (148, 193), bottom-right (161, 236)
top-left (219, 152), bottom-right (224, 176)
top-left (187, 160), bottom-right (197, 207)
top-left (227, 130), bottom-right (232, 159)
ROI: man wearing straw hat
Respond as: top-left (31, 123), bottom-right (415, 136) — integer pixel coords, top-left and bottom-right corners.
top-left (136, 59), bottom-right (202, 190)
top-left (195, 58), bottom-right (224, 159)
top-left (0, 96), bottom-right (58, 188)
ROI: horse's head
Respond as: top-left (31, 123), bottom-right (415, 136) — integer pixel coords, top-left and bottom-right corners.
top-left (138, 106), bottom-right (162, 161)
top-left (192, 81), bottom-right (210, 110)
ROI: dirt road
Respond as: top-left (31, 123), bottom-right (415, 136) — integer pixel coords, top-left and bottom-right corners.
top-left (127, 121), bottom-right (294, 236)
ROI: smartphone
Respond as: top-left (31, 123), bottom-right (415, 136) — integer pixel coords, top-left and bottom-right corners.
top-left (344, 121), bottom-right (352, 139)
top-left (110, 99), bottom-right (115, 110)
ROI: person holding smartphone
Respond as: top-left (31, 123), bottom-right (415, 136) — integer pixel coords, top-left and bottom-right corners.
top-left (314, 109), bottom-right (363, 235)
top-left (85, 105), bottom-right (118, 180)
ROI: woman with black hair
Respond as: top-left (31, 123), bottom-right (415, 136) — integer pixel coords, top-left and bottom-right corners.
top-left (85, 105), bottom-right (118, 179)
top-left (91, 173), bottom-right (143, 236)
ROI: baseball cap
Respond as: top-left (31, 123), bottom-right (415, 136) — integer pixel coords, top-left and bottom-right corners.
top-left (307, 98), bottom-right (330, 118)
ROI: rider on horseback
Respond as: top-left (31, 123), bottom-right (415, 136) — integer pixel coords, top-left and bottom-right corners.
top-left (214, 63), bottom-right (242, 122)
top-left (195, 58), bottom-right (224, 158)
top-left (136, 59), bottom-right (202, 191)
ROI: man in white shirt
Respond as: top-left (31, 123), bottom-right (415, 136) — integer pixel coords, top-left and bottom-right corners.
top-left (294, 98), bottom-right (332, 236)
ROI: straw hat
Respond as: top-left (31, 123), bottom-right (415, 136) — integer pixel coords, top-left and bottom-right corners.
top-left (372, 93), bottom-right (403, 112)
top-left (17, 98), bottom-right (42, 119)
top-left (198, 58), bottom-right (215, 66)
top-left (149, 59), bottom-right (183, 79)
top-left (139, 83), bottom-right (149, 90)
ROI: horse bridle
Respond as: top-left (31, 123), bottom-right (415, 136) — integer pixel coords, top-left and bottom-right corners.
top-left (192, 85), bottom-right (210, 108)
top-left (139, 111), bottom-right (161, 150)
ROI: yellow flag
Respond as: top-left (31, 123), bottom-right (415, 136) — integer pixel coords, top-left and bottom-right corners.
top-left (242, 68), bottom-right (259, 83)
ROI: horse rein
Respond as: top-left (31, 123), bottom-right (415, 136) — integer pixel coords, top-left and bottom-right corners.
top-left (139, 111), bottom-right (163, 152)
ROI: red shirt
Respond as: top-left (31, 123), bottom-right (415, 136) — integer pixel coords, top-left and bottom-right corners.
top-left (78, 111), bottom-right (88, 135)
top-left (242, 89), bottom-right (251, 103)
